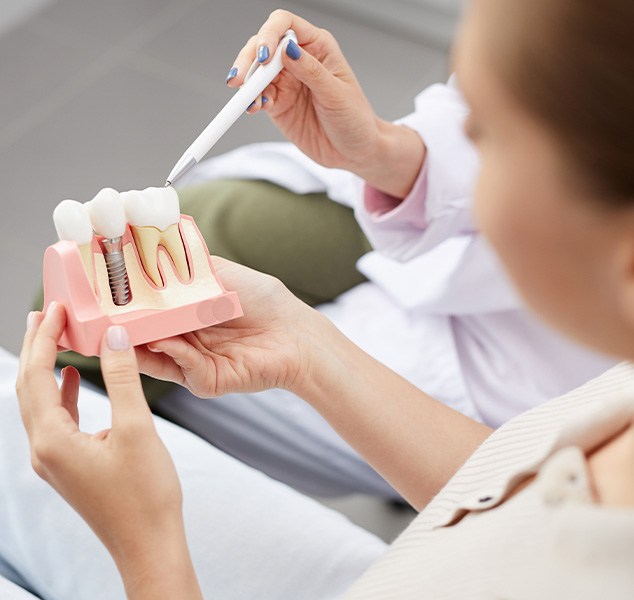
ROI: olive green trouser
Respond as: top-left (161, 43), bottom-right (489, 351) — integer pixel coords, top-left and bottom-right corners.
top-left (36, 180), bottom-right (372, 402)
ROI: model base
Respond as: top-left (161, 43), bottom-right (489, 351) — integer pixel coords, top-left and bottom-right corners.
top-left (42, 215), bottom-right (242, 357)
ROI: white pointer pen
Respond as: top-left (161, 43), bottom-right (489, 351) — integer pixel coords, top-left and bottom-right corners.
top-left (166, 29), bottom-right (297, 186)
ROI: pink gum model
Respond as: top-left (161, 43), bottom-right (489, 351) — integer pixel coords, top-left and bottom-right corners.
top-left (42, 215), bottom-right (242, 357)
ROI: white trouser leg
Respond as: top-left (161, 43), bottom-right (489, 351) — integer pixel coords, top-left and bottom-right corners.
top-left (152, 386), bottom-right (399, 498)
top-left (0, 349), bottom-right (386, 600)
top-left (0, 575), bottom-right (39, 600)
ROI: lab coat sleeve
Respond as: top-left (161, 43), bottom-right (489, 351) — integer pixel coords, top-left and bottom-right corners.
top-left (355, 76), bottom-right (525, 314)
top-left (354, 75), bottom-right (480, 261)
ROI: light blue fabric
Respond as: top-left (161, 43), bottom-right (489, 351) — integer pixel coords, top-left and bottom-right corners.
top-left (0, 559), bottom-right (38, 599)
top-left (0, 348), bottom-right (385, 600)
top-left (153, 385), bottom-right (398, 498)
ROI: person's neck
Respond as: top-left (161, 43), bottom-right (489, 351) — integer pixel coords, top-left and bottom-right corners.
top-left (587, 423), bottom-right (634, 507)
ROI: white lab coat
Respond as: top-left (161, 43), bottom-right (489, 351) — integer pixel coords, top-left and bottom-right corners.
top-left (180, 78), bottom-right (615, 428)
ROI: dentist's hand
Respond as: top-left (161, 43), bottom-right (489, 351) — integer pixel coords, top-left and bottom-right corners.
top-left (16, 304), bottom-right (202, 599)
top-left (227, 10), bottom-right (425, 198)
top-left (136, 256), bottom-right (321, 399)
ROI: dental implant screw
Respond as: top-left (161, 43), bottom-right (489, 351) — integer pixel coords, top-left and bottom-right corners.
top-left (101, 237), bottom-right (131, 306)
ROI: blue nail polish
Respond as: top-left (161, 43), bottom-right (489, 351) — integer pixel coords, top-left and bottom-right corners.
top-left (225, 67), bottom-right (238, 82)
top-left (257, 45), bottom-right (269, 63)
top-left (286, 39), bottom-right (301, 60)
top-left (246, 100), bottom-right (256, 113)
top-left (262, 96), bottom-right (268, 104)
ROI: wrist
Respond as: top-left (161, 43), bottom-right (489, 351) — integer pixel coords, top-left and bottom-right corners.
top-left (355, 119), bottom-right (426, 199)
top-left (286, 309), bottom-right (352, 404)
top-left (110, 519), bottom-right (202, 599)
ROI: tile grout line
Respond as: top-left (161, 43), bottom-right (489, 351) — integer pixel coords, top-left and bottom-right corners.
top-left (0, 0), bottom-right (207, 152)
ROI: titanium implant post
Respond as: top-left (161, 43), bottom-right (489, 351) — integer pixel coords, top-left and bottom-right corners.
top-left (101, 237), bottom-right (131, 306)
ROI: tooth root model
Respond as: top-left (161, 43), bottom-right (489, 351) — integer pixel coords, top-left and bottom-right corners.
top-left (86, 188), bottom-right (131, 306)
top-left (43, 186), bottom-right (243, 357)
top-left (122, 186), bottom-right (190, 287)
top-left (53, 200), bottom-right (95, 289)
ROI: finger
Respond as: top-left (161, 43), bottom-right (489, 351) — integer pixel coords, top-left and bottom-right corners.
top-left (254, 14), bottom-right (290, 66)
top-left (23, 302), bottom-right (68, 423)
top-left (17, 311), bottom-right (43, 387)
top-left (245, 94), bottom-right (263, 115)
top-left (27, 302), bottom-right (66, 371)
top-left (145, 337), bottom-right (209, 389)
top-left (227, 35), bottom-right (257, 88)
top-left (251, 84), bottom-right (277, 113)
top-left (16, 311), bottom-right (43, 433)
top-left (100, 325), bottom-right (154, 431)
top-left (260, 83), bottom-right (277, 111)
top-left (281, 38), bottom-right (340, 98)
top-left (228, 10), bottom-right (322, 88)
top-left (135, 345), bottom-right (186, 386)
top-left (208, 255), bottom-right (256, 291)
top-left (256, 10), bottom-right (322, 60)
top-left (60, 366), bottom-right (80, 427)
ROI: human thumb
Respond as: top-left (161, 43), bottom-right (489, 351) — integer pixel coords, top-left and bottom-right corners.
top-left (100, 325), bottom-right (153, 430)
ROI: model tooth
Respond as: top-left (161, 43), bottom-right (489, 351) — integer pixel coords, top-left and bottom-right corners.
top-left (123, 187), bottom-right (190, 286)
top-left (157, 223), bottom-right (189, 281)
top-left (86, 188), bottom-right (131, 306)
top-left (86, 188), bottom-right (126, 239)
top-left (129, 225), bottom-right (162, 286)
top-left (122, 187), bottom-right (180, 231)
top-left (53, 199), bottom-right (95, 288)
top-left (54, 199), bottom-right (94, 244)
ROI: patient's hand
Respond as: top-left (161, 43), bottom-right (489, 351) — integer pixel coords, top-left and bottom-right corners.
top-left (136, 256), bottom-right (320, 398)
top-left (16, 304), bottom-right (202, 598)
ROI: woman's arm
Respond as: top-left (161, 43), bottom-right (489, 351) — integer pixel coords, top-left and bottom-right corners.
top-left (295, 312), bottom-right (492, 510)
top-left (138, 259), bottom-right (492, 510)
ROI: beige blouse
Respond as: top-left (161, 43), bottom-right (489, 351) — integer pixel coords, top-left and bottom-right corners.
top-left (344, 362), bottom-right (634, 599)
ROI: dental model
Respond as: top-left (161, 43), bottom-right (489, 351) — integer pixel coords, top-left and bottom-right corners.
top-left (122, 187), bottom-right (190, 287)
top-left (42, 185), bottom-right (242, 357)
top-left (86, 188), bottom-right (131, 306)
top-left (53, 200), bottom-right (95, 289)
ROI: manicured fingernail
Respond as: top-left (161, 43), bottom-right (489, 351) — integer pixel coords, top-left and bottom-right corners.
top-left (61, 366), bottom-right (69, 379)
top-left (286, 39), bottom-right (301, 60)
top-left (147, 345), bottom-right (161, 353)
top-left (225, 67), bottom-right (238, 83)
top-left (26, 311), bottom-right (35, 331)
top-left (107, 325), bottom-right (129, 351)
top-left (262, 96), bottom-right (268, 104)
top-left (257, 45), bottom-right (269, 63)
top-left (246, 100), bottom-right (255, 112)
